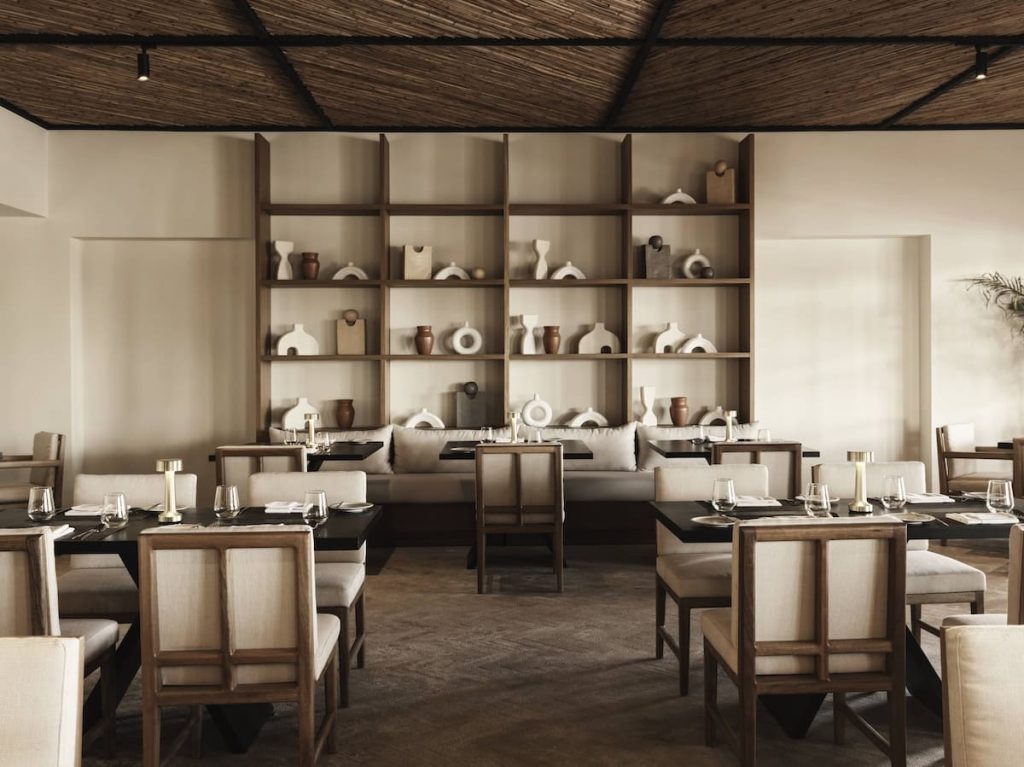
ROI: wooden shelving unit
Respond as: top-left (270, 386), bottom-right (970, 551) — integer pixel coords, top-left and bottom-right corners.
top-left (253, 133), bottom-right (755, 434)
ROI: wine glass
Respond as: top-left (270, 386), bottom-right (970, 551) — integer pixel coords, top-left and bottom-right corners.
top-left (757, 428), bottom-right (772, 442)
top-left (710, 478), bottom-right (737, 515)
top-left (986, 479), bottom-right (1015, 514)
top-left (302, 490), bottom-right (328, 526)
top-left (214, 485), bottom-right (241, 520)
top-left (880, 475), bottom-right (907, 511)
top-left (100, 492), bottom-right (128, 529)
top-left (804, 482), bottom-right (831, 518)
top-left (27, 486), bottom-right (56, 522)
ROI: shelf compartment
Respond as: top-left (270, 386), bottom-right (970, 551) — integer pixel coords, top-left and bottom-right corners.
top-left (630, 352), bottom-right (750, 360)
top-left (265, 204), bottom-right (382, 216)
top-left (388, 354), bottom-right (504, 361)
top-left (632, 278), bottom-right (750, 287)
top-left (263, 355), bottom-right (384, 362)
top-left (629, 203), bottom-right (750, 216)
top-left (510, 203), bottom-right (628, 216)
top-left (510, 354), bottom-right (627, 361)
top-left (511, 279), bottom-right (628, 288)
top-left (387, 204), bottom-right (504, 216)
top-left (387, 279), bottom-right (504, 288)
top-left (263, 279), bottom-right (382, 288)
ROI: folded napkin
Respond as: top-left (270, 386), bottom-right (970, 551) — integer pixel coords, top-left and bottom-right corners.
top-left (905, 492), bottom-right (954, 504)
top-left (50, 524), bottom-right (74, 539)
top-left (947, 512), bottom-right (1018, 525)
top-left (734, 496), bottom-right (782, 508)
top-left (66, 504), bottom-right (103, 517)
top-left (264, 501), bottom-right (304, 514)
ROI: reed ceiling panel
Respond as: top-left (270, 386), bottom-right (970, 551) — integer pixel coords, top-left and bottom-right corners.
top-left (617, 44), bottom-right (970, 128)
top-left (251, 0), bottom-right (656, 37)
top-left (0, 45), bottom-right (314, 126)
top-left (907, 48), bottom-right (1024, 124)
top-left (663, 0), bottom-right (1024, 38)
top-left (288, 45), bottom-right (632, 127)
top-left (0, 0), bottom-right (250, 34)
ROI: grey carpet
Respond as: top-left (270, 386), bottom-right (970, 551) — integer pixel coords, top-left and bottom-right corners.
top-left (83, 542), bottom-right (1009, 766)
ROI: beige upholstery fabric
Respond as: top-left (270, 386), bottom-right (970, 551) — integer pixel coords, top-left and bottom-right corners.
top-left (271, 425), bottom-right (394, 474)
top-left (656, 553), bottom-right (731, 598)
top-left (702, 518), bottom-right (900, 676)
top-left (29, 431), bottom-right (61, 487)
top-left (654, 465), bottom-right (770, 556)
top-left (906, 551), bottom-right (986, 595)
top-left (370, 470), bottom-right (654, 504)
top-left (314, 563), bottom-right (365, 609)
top-left (0, 636), bottom-right (83, 767)
top-left (57, 566), bottom-right (138, 617)
top-left (59, 618), bottom-right (118, 667)
top-left (0, 482), bottom-right (35, 504)
top-left (477, 447), bottom-right (563, 525)
top-left (0, 527), bottom-right (60, 635)
top-left (943, 625), bottom-right (1024, 767)
top-left (943, 524), bottom-right (1023, 627)
top-left (948, 472), bottom-right (1013, 492)
top-left (942, 614), bottom-right (1006, 627)
top-left (637, 423), bottom-right (762, 470)
top-left (539, 424), bottom-right (637, 471)
top-left (392, 427), bottom-right (509, 474)
top-left (942, 423), bottom-right (1013, 490)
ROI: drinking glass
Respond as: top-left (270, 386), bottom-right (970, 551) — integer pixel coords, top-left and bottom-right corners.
top-left (483, 427), bottom-right (494, 443)
top-left (302, 490), bottom-right (328, 525)
top-left (213, 485), bottom-right (241, 520)
top-left (101, 492), bottom-right (128, 529)
top-left (757, 428), bottom-right (772, 442)
top-left (285, 428), bottom-right (299, 445)
top-left (880, 475), bottom-right (907, 511)
top-left (710, 478), bottom-right (737, 515)
top-left (804, 482), bottom-right (831, 517)
top-left (27, 486), bottom-right (55, 522)
top-left (986, 479), bottom-right (1015, 514)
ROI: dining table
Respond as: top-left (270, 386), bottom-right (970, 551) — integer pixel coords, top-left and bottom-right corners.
top-left (0, 504), bottom-right (382, 753)
top-left (651, 496), bottom-right (1023, 739)
top-left (438, 439), bottom-right (594, 461)
top-left (306, 440), bottom-right (384, 471)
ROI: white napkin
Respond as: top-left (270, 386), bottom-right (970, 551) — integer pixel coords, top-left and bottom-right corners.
top-left (947, 512), bottom-right (1017, 525)
top-left (734, 496), bottom-right (782, 508)
top-left (66, 504), bottom-right (103, 517)
top-left (905, 492), bottom-right (954, 504)
top-left (50, 524), bottom-right (74, 539)
top-left (264, 501), bottom-right (304, 514)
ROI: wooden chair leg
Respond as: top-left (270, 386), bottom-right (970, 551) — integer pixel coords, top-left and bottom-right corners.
top-left (477, 525), bottom-right (487, 594)
top-left (655, 578), bottom-right (666, 660)
top-left (188, 705), bottom-right (202, 759)
top-left (142, 703), bottom-right (160, 767)
top-left (339, 608), bottom-right (351, 709)
top-left (678, 600), bottom-right (692, 696)
top-left (910, 604), bottom-right (922, 643)
top-left (297, 693), bottom-right (315, 767)
top-left (833, 692), bottom-right (846, 745)
top-left (739, 683), bottom-right (757, 767)
top-left (554, 524), bottom-right (564, 593)
top-left (971, 592), bottom-right (985, 614)
top-left (888, 688), bottom-right (907, 767)
top-left (355, 591), bottom-right (367, 669)
top-left (704, 640), bottom-right (717, 747)
top-left (99, 650), bottom-right (117, 758)
top-left (325, 652), bottom-right (340, 755)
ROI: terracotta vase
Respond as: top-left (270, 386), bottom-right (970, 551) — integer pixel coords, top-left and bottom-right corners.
top-left (301, 252), bottom-right (320, 280)
top-left (415, 325), bottom-right (434, 356)
top-left (542, 326), bottom-right (561, 355)
top-left (336, 399), bottom-right (355, 430)
top-left (670, 396), bottom-right (689, 427)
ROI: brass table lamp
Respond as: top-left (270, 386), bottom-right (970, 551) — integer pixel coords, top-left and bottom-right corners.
top-left (724, 410), bottom-right (737, 442)
top-left (304, 412), bottom-right (319, 448)
top-left (156, 458), bottom-right (183, 523)
top-left (847, 450), bottom-right (875, 513)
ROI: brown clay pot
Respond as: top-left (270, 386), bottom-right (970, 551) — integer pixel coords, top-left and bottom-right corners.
top-left (415, 326), bottom-right (434, 356)
top-left (670, 396), bottom-right (689, 427)
top-left (300, 252), bottom-right (320, 280)
top-left (542, 326), bottom-right (561, 355)
top-left (336, 399), bottom-right (355, 430)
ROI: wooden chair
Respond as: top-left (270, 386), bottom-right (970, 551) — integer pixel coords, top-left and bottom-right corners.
top-left (711, 441), bottom-right (801, 499)
top-left (248, 471), bottom-right (368, 707)
top-left (703, 518), bottom-right (907, 766)
top-left (814, 460), bottom-right (986, 641)
top-left (654, 464), bottom-right (770, 695)
top-left (214, 445), bottom-right (306, 500)
top-left (475, 443), bottom-right (564, 594)
top-left (138, 526), bottom-right (339, 767)
top-left (944, 524), bottom-right (1024, 628)
top-left (936, 424), bottom-right (1013, 494)
top-left (941, 625), bottom-right (1024, 767)
top-left (0, 636), bottom-right (84, 767)
top-left (0, 527), bottom-right (118, 758)
top-left (0, 431), bottom-right (65, 507)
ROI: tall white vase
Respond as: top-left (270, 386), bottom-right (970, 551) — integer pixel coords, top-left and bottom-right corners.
top-left (520, 314), bottom-right (538, 355)
top-left (532, 239), bottom-right (550, 280)
top-left (640, 386), bottom-right (657, 426)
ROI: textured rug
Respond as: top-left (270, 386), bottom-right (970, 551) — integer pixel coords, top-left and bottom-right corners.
top-left (82, 542), bottom-right (1008, 766)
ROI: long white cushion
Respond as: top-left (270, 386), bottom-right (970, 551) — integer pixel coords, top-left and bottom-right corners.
top-left (906, 551), bottom-right (986, 595)
top-left (271, 425), bottom-right (394, 474)
top-left (73, 473), bottom-right (198, 507)
top-left (943, 614), bottom-right (1006, 628)
top-left (392, 427), bottom-right (509, 474)
top-left (637, 423), bottom-right (762, 470)
top-left (57, 566), bottom-right (138, 617)
top-left (657, 553), bottom-right (731, 598)
top-left (540, 423), bottom-right (637, 472)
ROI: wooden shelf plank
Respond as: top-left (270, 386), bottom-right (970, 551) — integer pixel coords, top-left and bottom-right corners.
top-left (632, 278), bottom-right (751, 287)
top-left (629, 203), bottom-right (751, 216)
top-left (510, 354), bottom-right (628, 361)
top-left (387, 203), bottom-right (504, 216)
top-left (509, 203), bottom-right (628, 216)
top-left (262, 355), bottom-right (384, 362)
top-left (264, 204), bottom-right (382, 216)
top-left (510, 279), bottom-right (628, 288)
top-left (630, 352), bottom-right (751, 360)
top-left (387, 354), bottom-right (504, 361)
top-left (387, 279), bottom-right (504, 288)
top-left (262, 279), bottom-right (382, 288)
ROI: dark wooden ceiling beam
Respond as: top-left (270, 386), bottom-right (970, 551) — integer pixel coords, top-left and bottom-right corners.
top-left (228, 0), bottom-right (332, 128)
top-left (603, 0), bottom-right (677, 130)
top-left (0, 96), bottom-right (49, 128)
top-left (879, 44), bottom-right (1019, 127)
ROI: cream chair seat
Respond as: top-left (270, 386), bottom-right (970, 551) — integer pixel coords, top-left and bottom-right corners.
top-left (944, 524), bottom-right (1023, 628)
top-left (941, 625), bottom-right (1024, 767)
top-left (248, 471), bottom-right (369, 708)
top-left (57, 473), bottom-right (198, 623)
top-left (0, 636), bottom-right (84, 767)
top-left (654, 463), bottom-right (770, 695)
top-left (815, 460), bottom-right (987, 640)
top-left (938, 423), bottom-right (1013, 494)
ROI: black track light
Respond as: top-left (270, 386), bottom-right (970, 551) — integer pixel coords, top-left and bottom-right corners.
top-left (137, 47), bottom-right (150, 82)
top-left (975, 46), bottom-right (988, 81)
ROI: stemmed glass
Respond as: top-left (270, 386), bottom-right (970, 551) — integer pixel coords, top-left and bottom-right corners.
top-left (880, 475), bottom-right (907, 511)
top-left (27, 486), bottom-right (56, 522)
top-left (986, 479), bottom-right (1015, 515)
top-left (711, 478), bottom-right (737, 516)
top-left (214, 485), bottom-right (241, 520)
top-left (303, 490), bottom-right (328, 526)
top-left (100, 492), bottom-right (128, 530)
top-left (804, 482), bottom-right (831, 518)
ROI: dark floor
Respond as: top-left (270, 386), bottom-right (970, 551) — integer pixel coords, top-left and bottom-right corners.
top-left (83, 542), bottom-right (1009, 766)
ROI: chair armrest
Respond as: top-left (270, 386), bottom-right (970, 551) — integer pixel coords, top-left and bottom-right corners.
top-left (0, 460), bottom-right (60, 471)
top-left (0, 455), bottom-right (32, 462)
top-left (942, 451), bottom-right (1012, 460)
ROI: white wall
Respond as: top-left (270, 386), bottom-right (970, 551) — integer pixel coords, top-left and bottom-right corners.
top-left (0, 108), bottom-right (47, 217)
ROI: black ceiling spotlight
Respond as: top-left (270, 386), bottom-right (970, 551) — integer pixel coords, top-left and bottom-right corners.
top-left (975, 45), bottom-right (988, 81)
top-left (137, 45), bottom-right (151, 82)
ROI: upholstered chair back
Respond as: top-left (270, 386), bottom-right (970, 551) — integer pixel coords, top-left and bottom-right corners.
top-left (731, 518), bottom-right (905, 676)
top-left (0, 528), bottom-right (59, 636)
top-left (654, 464), bottom-right (770, 555)
top-left (248, 471), bottom-right (367, 564)
top-left (942, 625), bottom-right (1024, 767)
top-left (0, 636), bottom-right (83, 767)
top-left (942, 423), bottom-right (979, 476)
top-left (812, 461), bottom-right (927, 497)
top-left (73, 473), bottom-right (198, 508)
top-left (139, 526), bottom-right (316, 688)
top-left (1010, 525), bottom-right (1024, 625)
top-left (215, 446), bottom-right (306, 504)
top-left (474, 444), bottom-right (563, 526)
top-left (29, 432), bottom-right (63, 487)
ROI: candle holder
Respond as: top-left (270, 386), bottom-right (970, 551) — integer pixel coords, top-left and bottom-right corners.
top-left (304, 412), bottom-right (319, 449)
top-left (156, 458), bottom-right (183, 523)
top-left (724, 410), bottom-right (737, 442)
top-left (847, 450), bottom-right (875, 513)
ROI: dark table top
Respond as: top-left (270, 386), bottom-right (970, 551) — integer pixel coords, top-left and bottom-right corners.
top-left (651, 499), bottom-right (1023, 543)
top-left (439, 439), bottom-right (594, 460)
top-left (648, 439), bottom-right (821, 459)
top-left (306, 441), bottom-right (384, 470)
top-left (0, 505), bottom-right (381, 553)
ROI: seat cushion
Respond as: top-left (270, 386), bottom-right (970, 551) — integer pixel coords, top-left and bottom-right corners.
top-left (315, 563), bottom-right (365, 609)
top-left (563, 471), bottom-right (654, 502)
top-left (942, 613), bottom-right (1007, 628)
top-left (637, 423), bottom-right (762, 470)
top-left (370, 473), bottom-right (476, 504)
top-left (58, 567), bottom-right (138, 618)
top-left (949, 472), bottom-right (1014, 493)
top-left (59, 618), bottom-right (118, 667)
top-left (392, 427), bottom-right (509, 474)
top-left (657, 553), bottom-right (732, 598)
top-left (539, 423), bottom-right (637, 472)
top-left (906, 551), bottom-right (986, 596)
top-left (315, 613), bottom-right (341, 678)
top-left (0, 482), bottom-right (35, 503)
top-left (271, 425), bottom-right (394, 474)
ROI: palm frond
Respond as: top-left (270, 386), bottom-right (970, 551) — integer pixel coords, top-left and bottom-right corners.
top-left (962, 272), bottom-right (1024, 336)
